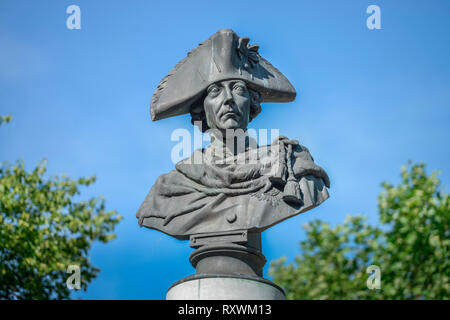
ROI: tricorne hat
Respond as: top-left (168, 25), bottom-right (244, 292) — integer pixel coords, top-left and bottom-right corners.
top-left (150, 29), bottom-right (296, 121)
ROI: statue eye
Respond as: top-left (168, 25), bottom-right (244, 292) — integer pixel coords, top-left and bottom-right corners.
top-left (233, 84), bottom-right (246, 95)
top-left (207, 85), bottom-right (220, 96)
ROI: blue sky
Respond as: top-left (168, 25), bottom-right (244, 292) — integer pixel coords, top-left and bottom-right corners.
top-left (0, 0), bottom-right (449, 299)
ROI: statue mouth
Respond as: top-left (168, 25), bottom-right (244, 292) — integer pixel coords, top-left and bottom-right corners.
top-left (221, 111), bottom-right (239, 120)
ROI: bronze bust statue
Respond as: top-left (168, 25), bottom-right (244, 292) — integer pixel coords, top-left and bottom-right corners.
top-left (137, 29), bottom-right (330, 240)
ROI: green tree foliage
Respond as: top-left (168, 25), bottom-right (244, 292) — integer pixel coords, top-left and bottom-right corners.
top-left (0, 116), bottom-right (122, 299)
top-left (0, 115), bottom-right (12, 126)
top-left (269, 162), bottom-right (449, 299)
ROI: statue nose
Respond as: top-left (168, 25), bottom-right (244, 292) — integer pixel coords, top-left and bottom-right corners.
top-left (223, 86), bottom-right (233, 106)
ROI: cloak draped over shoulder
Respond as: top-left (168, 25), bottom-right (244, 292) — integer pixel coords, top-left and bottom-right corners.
top-left (137, 136), bottom-right (330, 240)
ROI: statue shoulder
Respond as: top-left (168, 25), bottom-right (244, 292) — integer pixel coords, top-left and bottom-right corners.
top-left (272, 136), bottom-right (330, 188)
top-left (271, 135), bottom-right (314, 160)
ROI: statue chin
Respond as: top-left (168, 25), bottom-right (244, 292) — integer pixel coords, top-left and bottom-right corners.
top-left (210, 116), bottom-right (241, 129)
top-left (222, 118), bottom-right (240, 128)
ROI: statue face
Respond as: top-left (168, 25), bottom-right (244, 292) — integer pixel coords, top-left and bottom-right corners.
top-left (203, 79), bottom-right (251, 133)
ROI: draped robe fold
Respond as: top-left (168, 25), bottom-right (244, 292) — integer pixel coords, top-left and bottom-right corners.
top-left (137, 136), bottom-right (330, 240)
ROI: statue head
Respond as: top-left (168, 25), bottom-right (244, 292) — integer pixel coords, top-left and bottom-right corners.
top-left (190, 79), bottom-right (262, 133)
top-left (149, 29), bottom-right (295, 125)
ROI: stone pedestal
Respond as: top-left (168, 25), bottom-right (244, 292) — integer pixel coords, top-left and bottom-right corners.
top-left (166, 230), bottom-right (285, 300)
top-left (166, 274), bottom-right (285, 300)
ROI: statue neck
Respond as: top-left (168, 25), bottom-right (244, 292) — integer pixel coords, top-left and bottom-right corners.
top-left (209, 129), bottom-right (255, 157)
